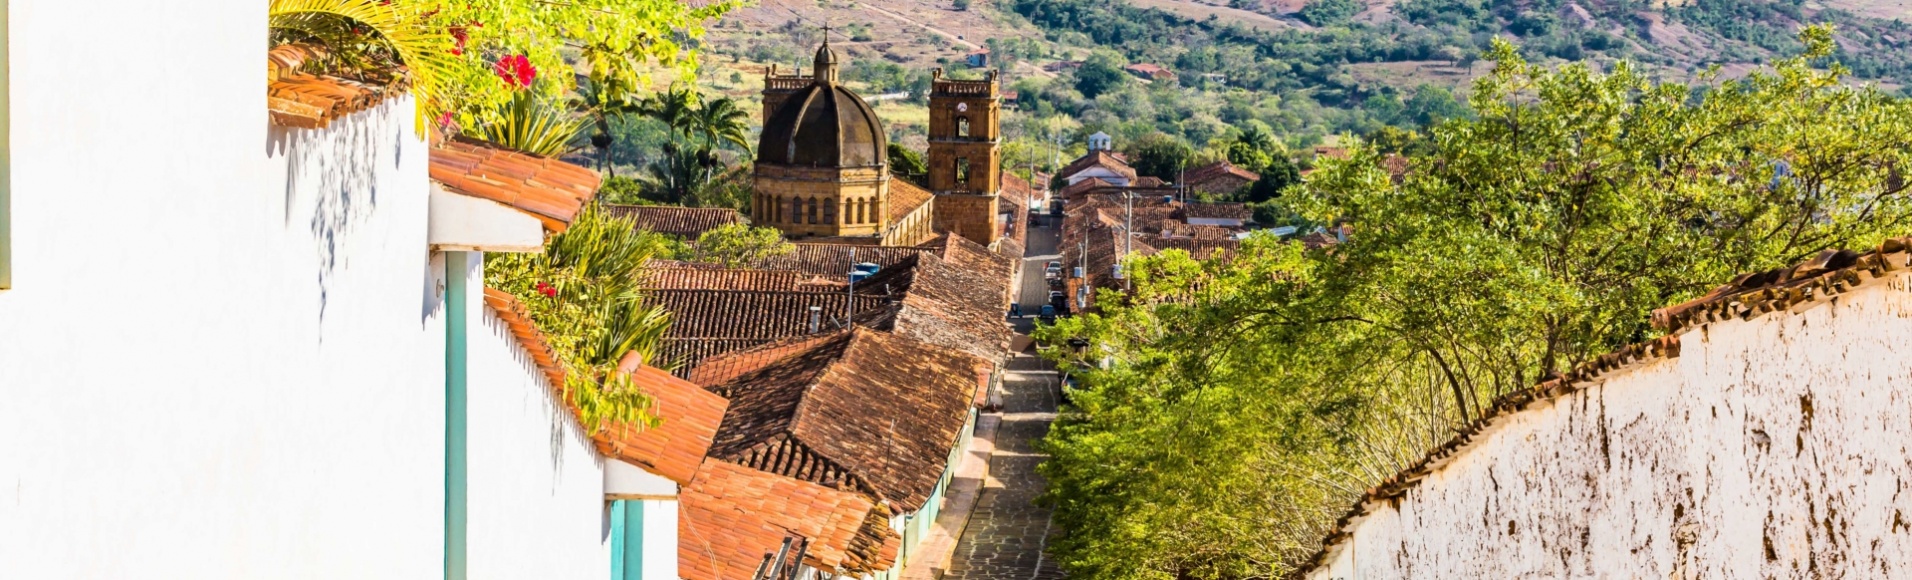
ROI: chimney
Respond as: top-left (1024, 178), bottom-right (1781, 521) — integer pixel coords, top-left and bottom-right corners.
top-left (808, 306), bottom-right (822, 333)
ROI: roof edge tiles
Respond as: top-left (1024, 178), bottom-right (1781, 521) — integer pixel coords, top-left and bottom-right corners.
top-left (1291, 237), bottom-right (1912, 576)
top-left (430, 138), bottom-right (602, 233)
top-left (482, 288), bottom-right (569, 391)
top-left (266, 43), bottom-right (411, 130)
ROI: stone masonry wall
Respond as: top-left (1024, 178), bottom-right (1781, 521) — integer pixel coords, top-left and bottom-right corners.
top-left (1310, 273), bottom-right (1912, 578)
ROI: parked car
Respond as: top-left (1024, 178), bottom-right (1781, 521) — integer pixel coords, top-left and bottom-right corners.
top-left (1038, 304), bottom-right (1057, 324)
top-left (1048, 290), bottom-right (1067, 311)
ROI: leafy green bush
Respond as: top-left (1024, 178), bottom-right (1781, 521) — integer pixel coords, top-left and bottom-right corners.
top-left (1297, 0), bottom-right (1361, 26)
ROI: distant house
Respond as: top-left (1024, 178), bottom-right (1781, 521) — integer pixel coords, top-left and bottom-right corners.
top-left (1184, 202), bottom-right (1253, 228)
top-left (1182, 160), bottom-right (1261, 197)
top-left (1045, 60), bottom-right (1083, 72)
top-left (1059, 149), bottom-right (1140, 187)
top-left (1125, 63), bottom-right (1177, 82)
top-left (965, 49), bottom-right (989, 68)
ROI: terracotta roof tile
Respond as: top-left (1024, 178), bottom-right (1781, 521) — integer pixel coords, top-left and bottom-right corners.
top-left (1293, 237), bottom-right (1912, 576)
top-left (852, 252), bottom-right (1015, 364)
top-left (430, 139), bottom-right (601, 233)
top-left (1184, 202), bottom-right (1252, 220)
top-left (603, 205), bottom-right (745, 238)
top-left (748, 244), bottom-right (938, 277)
top-left (645, 289), bottom-right (888, 372)
top-left (482, 289), bottom-right (568, 390)
top-left (1182, 161), bottom-right (1261, 190)
top-left (679, 459), bottom-right (900, 580)
top-left (1059, 150), bottom-right (1139, 183)
top-left (888, 177), bottom-right (935, 223)
top-left (644, 267), bottom-right (841, 292)
top-left (704, 328), bottom-right (986, 511)
top-left (592, 354), bottom-right (730, 486)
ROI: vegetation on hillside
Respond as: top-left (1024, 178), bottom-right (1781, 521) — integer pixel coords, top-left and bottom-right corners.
top-left (1032, 28), bottom-right (1912, 578)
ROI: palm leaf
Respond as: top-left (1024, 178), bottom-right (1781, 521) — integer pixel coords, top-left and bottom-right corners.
top-left (268, 0), bottom-right (459, 128)
top-left (482, 92), bottom-right (585, 157)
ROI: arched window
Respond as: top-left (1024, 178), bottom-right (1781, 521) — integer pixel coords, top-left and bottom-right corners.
top-left (806, 198), bottom-right (818, 224)
top-left (857, 198), bottom-right (868, 224)
top-left (957, 116), bottom-right (971, 138)
top-left (791, 197), bottom-right (803, 224)
top-left (823, 197), bottom-right (838, 225)
top-left (772, 195), bottom-right (783, 223)
top-left (955, 158), bottom-right (971, 186)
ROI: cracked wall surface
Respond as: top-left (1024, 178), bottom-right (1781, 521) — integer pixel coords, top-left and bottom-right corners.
top-left (1310, 273), bottom-right (1912, 579)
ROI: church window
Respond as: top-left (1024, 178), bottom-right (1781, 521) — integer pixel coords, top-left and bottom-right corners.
top-left (806, 198), bottom-right (818, 224)
top-left (858, 199), bottom-right (868, 224)
top-left (957, 116), bottom-right (970, 138)
top-left (790, 197), bottom-right (802, 223)
top-left (823, 197), bottom-right (837, 225)
top-left (956, 158), bottom-right (970, 186)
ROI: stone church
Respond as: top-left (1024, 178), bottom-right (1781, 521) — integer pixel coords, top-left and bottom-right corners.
top-left (751, 39), bottom-right (1004, 247)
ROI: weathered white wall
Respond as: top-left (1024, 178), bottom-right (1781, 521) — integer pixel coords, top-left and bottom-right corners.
top-left (467, 302), bottom-right (615, 580)
top-left (0, 0), bottom-right (445, 573)
top-left (1311, 274), bottom-right (1912, 579)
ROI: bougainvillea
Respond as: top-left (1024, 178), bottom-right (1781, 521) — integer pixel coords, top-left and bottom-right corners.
top-left (493, 54), bottom-right (536, 89)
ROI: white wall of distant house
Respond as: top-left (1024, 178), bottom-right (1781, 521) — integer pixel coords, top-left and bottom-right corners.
top-left (0, 0), bottom-right (445, 573)
top-left (1309, 274), bottom-right (1912, 579)
top-left (1063, 168), bottom-right (1130, 186)
top-left (468, 301), bottom-right (615, 580)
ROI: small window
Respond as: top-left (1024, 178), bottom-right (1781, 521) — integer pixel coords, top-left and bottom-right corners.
top-left (955, 158), bottom-right (971, 186)
top-left (956, 116), bottom-right (971, 138)
top-left (806, 198), bottom-right (818, 224)
top-left (790, 197), bottom-right (802, 223)
top-left (823, 198), bottom-right (837, 225)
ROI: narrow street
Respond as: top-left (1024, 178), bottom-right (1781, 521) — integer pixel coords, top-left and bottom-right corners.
top-left (944, 217), bottom-right (1067, 580)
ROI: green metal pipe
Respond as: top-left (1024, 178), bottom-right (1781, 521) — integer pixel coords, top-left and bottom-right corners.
top-left (445, 251), bottom-right (469, 580)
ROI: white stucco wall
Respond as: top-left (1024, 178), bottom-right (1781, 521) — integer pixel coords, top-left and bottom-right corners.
top-left (0, 1), bottom-right (444, 573)
top-left (1064, 168), bottom-right (1130, 186)
top-left (1310, 273), bottom-right (1912, 578)
top-left (468, 301), bottom-right (615, 580)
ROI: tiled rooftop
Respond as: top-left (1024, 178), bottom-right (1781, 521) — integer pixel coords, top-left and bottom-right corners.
top-left (643, 267), bottom-right (841, 293)
top-left (1059, 150), bottom-right (1139, 183)
top-left (679, 459), bottom-right (900, 580)
top-left (748, 244), bottom-right (938, 277)
top-left (704, 328), bottom-right (987, 511)
top-left (592, 354), bottom-right (730, 486)
top-left (602, 205), bottom-right (744, 239)
top-left (889, 177), bottom-right (935, 222)
top-left (644, 289), bottom-right (888, 372)
top-left (1182, 160), bottom-right (1261, 189)
top-left (1183, 202), bottom-right (1252, 220)
top-left (265, 44), bottom-right (409, 130)
top-left (429, 138), bottom-right (601, 233)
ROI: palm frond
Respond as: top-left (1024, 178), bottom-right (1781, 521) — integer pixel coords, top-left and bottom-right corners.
top-left (268, 0), bottom-right (459, 126)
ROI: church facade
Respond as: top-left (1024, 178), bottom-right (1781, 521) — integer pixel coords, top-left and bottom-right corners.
top-left (752, 41), bottom-right (1004, 248)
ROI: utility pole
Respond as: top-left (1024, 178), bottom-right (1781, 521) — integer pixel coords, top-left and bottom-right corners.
top-left (1123, 191), bottom-right (1133, 291)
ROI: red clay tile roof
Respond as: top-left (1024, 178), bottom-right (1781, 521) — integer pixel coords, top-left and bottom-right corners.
top-left (1182, 161), bottom-right (1260, 189)
top-left (1184, 202), bottom-right (1252, 220)
top-left (749, 244), bottom-right (938, 277)
top-left (265, 44), bottom-right (411, 130)
top-left (592, 353), bottom-right (730, 486)
top-left (1293, 237), bottom-right (1912, 576)
top-left (1132, 176), bottom-right (1167, 188)
top-left (645, 289), bottom-right (888, 373)
top-left (430, 139), bottom-right (601, 233)
top-left (852, 252), bottom-right (1015, 364)
top-left (603, 205), bottom-right (744, 239)
top-left (482, 288), bottom-right (568, 390)
top-left (679, 459), bottom-right (900, 580)
top-left (1059, 150), bottom-right (1139, 184)
top-left (889, 177), bottom-right (935, 222)
top-left (644, 267), bottom-right (840, 292)
top-left (686, 333), bottom-right (842, 389)
top-left (1058, 177), bottom-right (1116, 199)
top-left (704, 327), bottom-right (986, 512)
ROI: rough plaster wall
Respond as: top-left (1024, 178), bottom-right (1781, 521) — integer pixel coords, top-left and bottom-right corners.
top-left (468, 305), bottom-right (612, 580)
top-left (1314, 276), bottom-right (1912, 579)
top-left (0, 38), bottom-right (444, 580)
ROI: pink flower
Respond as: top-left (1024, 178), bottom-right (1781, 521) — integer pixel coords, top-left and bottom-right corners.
top-left (494, 54), bottom-right (536, 90)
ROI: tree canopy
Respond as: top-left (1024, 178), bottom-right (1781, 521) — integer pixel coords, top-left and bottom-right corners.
top-left (1033, 27), bottom-right (1912, 579)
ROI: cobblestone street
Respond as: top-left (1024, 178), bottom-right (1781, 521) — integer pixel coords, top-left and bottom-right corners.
top-left (944, 217), bottom-right (1067, 580)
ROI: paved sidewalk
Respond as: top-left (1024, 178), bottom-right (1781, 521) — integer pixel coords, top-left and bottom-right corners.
top-left (900, 413), bottom-right (999, 580)
top-left (942, 354), bottom-right (1066, 580)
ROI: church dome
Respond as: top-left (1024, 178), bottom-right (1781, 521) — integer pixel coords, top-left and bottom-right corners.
top-left (756, 42), bottom-right (887, 169)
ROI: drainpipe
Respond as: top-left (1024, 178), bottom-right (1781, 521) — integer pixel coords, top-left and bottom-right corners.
top-left (444, 251), bottom-right (471, 580)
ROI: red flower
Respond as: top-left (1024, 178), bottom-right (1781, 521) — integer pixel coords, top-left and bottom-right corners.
top-left (493, 54), bottom-right (536, 90)
top-left (535, 282), bottom-right (557, 298)
top-left (448, 27), bottom-right (468, 56)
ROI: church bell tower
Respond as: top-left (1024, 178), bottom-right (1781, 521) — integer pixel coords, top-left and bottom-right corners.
top-left (926, 69), bottom-right (1002, 246)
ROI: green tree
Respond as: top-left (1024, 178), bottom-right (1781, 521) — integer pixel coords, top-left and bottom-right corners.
top-left (692, 223), bottom-right (796, 267)
top-left (1122, 132), bottom-right (1195, 182)
top-left (1297, 0), bottom-right (1361, 26)
top-left (889, 143), bottom-right (930, 187)
top-left (1034, 27), bottom-right (1912, 578)
top-left (1074, 51), bottom-right (1130, 100)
